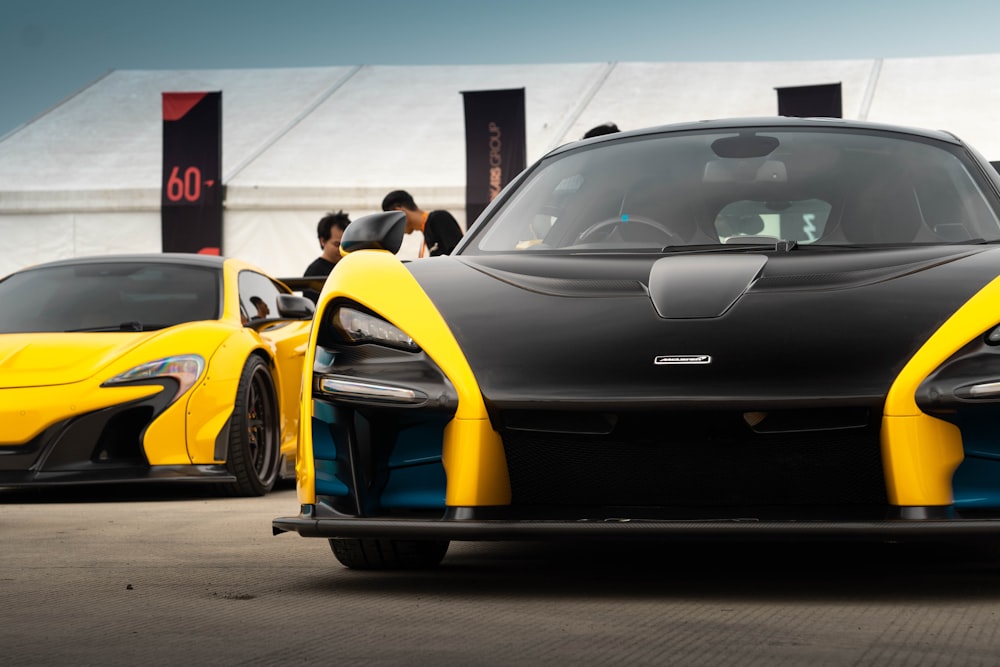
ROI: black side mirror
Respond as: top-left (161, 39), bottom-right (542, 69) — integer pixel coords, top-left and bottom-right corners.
top-left (277, 276), bottom-right (327, 304)
top-left (340, 211), bottom-right (406, 254)
top-left (276, 293), bottom-right (315, 319)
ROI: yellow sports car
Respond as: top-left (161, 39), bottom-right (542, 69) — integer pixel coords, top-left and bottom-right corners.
top-left (0, 254), bottom-right (317, 496)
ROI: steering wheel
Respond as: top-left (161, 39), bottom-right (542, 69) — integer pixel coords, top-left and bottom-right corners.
top-left (575, 215), bottom-right (684, 246)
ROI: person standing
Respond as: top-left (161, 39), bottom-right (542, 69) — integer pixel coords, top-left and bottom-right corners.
top-left (304, 210), bottom-right (351, 277)
top-left (381, 190), bottom-right (463, 257)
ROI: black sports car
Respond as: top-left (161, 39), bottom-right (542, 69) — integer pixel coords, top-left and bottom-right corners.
top-left (275, 117), bottom-right (1000, 568)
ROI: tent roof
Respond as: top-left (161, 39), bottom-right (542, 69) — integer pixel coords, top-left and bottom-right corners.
top-left (2, 55), bottom-right (1000, 213)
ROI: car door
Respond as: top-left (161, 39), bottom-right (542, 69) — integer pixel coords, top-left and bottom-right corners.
top-left (237, 270), bottom-right (312, 465)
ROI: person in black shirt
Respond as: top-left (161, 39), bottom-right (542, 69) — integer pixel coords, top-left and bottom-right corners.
top-left (381, 190), bottom-right (463, 257)
top-left (304, 210), bottom-right (351, 277)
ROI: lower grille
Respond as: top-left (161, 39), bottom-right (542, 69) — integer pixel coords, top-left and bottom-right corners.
top-left (501, 410), bottom-right (887, 508)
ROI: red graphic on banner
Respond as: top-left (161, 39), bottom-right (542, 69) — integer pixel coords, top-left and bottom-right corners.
top-left (162, 92), bottom-right (208, 121)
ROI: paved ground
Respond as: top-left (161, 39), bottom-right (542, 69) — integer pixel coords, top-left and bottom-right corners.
top-left (4, 483), bottom-right (1000, 666)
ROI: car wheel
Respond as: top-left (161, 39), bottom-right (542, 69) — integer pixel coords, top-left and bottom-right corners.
top-left (329, 538), bottom-right (450, 570)
top-left (220, 355), bottom-right (280, 497)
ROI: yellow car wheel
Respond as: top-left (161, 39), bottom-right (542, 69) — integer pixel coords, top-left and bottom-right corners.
top-left (328, 538), bottom-right (450, 570)
top-left (221, 355), bottom-right (280, 496)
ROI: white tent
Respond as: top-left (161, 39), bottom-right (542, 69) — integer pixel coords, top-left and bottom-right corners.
top-left (2, 54), bottom-right (1000, 278)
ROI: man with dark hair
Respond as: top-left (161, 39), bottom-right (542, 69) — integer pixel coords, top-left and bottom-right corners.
top-left (381, 190), bottom-right (463, 257)
top-left (304, 210), bottom-right (351, 277)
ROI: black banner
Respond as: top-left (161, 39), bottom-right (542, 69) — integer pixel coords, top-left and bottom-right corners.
top-left (161, 91), bottom-right (222, 254)
top-left (776, 83), bottom-right (843, 118)
top-left (462, 88), bottom-right (526, 224)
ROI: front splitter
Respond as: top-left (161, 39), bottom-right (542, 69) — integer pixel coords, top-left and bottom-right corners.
top-left (273, 514), bottom-right (1000, 542)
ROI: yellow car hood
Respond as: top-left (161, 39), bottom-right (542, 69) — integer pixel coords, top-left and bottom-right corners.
top-left (0, 332), bottom-right (157, 389)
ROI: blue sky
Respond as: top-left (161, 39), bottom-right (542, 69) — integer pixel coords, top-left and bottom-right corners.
top-left (2, 0), bottom-right (999, 137)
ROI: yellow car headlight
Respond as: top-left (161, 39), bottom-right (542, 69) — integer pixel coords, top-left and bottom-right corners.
top-left (331, 307), bottom-right (419, 351)
top-left (104, 354), bottom-right (206, 403)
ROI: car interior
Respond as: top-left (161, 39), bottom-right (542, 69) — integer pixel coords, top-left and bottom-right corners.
top-left (472, 130), bottom-right (1000, 253)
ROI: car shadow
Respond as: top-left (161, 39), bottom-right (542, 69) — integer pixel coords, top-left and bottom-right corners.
top-left (0, 478), bottom-right (294, 503)
top-left (309, 538), bottom-right (1000, 603)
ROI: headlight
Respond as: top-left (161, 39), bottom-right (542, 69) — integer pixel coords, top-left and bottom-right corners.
top-left (318, 376), bottom-right (426, 404)
top-left (103, 354), bottom-right (206, 403)
top-left (332, 307), bottom-right (419, 351)
top-left (987, 324), bottom-right (1000, 345)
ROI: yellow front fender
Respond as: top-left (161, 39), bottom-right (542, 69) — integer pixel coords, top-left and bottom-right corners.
top-left (297, 251), bottom-right (510, 507)
top-left (883, 274), bottom-right (1000, 506)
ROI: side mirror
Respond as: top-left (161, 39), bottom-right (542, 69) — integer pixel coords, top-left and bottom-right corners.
top-left (276, 276), bottom-right (327, 304)
top-left (275, 293), bottom-right (315, 319)
top-left (341, 211), bottom-right (406, 254)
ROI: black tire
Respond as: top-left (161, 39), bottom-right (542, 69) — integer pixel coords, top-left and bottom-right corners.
top-left (329, 538), bottom-right (450, 570)
top-left (220, 355), bottom-right (280, 497)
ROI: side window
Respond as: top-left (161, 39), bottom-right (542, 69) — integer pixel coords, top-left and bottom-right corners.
top-left (912, 162), bottom-right (1000, 241)
top-left (238, 271), bottom-right (284, 324)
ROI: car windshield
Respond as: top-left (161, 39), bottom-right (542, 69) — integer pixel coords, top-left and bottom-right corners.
top-left (465, 127), bottom-right (1000, 254)
top-left (0, 262), bottom-right (222, 333)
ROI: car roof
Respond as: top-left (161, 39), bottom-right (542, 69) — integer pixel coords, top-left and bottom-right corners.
top-left (16, 253), bottom-right (228, 273)
top-left (551, 116), bottom-right (963, 158)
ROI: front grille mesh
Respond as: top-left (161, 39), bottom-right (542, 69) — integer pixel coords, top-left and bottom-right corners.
top-left (501, 411), bottom-right (887, 508)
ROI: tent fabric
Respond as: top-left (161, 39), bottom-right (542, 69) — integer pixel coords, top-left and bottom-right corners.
top-left (2, 55), bottom-right (1000, 278)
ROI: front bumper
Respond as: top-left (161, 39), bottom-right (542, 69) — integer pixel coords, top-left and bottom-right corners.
top-left (273, 506), bottom-right (1000, 542)
top-left (0, 383), bottom-right (226, 488)
top-left (0, 464), bottom-right (235, 487)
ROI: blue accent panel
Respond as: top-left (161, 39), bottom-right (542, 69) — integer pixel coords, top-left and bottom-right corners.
top-left (953, 415), bottom-right (1000, 460)
top-left (312, 399), bottom-right (337, 425)
top-left (311, 415), bottom-right (338, 460)
top-left (311, 406), bottom-right (349, 497)
top-left (953, 416), bottom-right (1000, 508)
top-left (381, 463), bottom-right (447, 509)
top-left (388, 420), bottom-right (447, 467)
top-left (315, 459), bottom-right (349, 496)
top-left (377, 419), bottom-right (447, 509)
top-left (953, 455), bottom-right (1000, 508)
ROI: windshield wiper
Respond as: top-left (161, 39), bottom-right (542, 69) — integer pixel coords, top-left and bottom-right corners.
top-left (952, 238), bottom-right (996, 245)
top-left (816, 239), bottom-right (999, 249)
top-left (66, 321), bottom-right (145, 332)
top-left (661, 240), bottom-right (797, 254)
